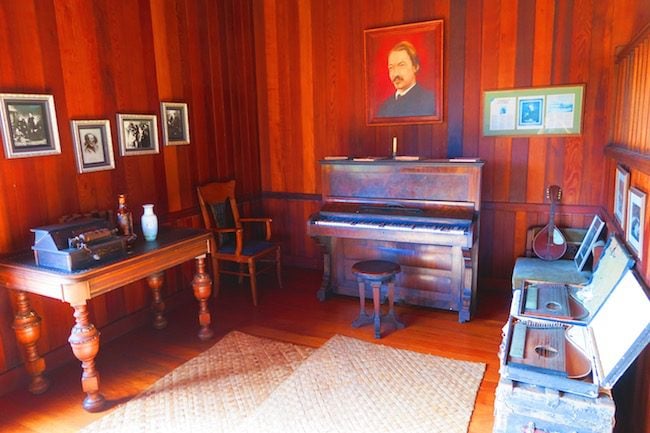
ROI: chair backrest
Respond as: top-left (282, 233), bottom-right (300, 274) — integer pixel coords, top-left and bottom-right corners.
top-left (197, 180), bottom-right (242, 246)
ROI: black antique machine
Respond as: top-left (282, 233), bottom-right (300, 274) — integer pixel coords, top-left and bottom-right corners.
top-left (32, 218), bottom-right (127, 272)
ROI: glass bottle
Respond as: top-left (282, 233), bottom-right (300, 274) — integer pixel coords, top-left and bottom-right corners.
top-left (116, 194), bottom-right (134, 240)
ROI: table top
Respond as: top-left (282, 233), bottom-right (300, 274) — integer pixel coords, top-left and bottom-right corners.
top-left (0, 227), bottom-right (212, 304)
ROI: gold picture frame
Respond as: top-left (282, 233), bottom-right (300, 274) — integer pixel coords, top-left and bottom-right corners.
top-left (364, 20), bottom-right (443, 125)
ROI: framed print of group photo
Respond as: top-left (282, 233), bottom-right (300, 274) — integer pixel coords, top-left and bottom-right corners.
top-left (161, 102), bottom-right (190, 145)
top-left (116, 113), bottom-right (159, 156)
top-left (364, 20), bottom-right (443, 125)
top-left (0, 93), bottom-right (61, 158)
top-left (71, 120), bottom-right (115, 174)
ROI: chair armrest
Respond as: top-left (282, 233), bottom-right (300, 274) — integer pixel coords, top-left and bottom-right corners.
top-left (210, 227), bottom-right (245, 255)
top-left (212, 227), bottom-right (239, 234)
top-left (239, 217), bottom-right (272, 240)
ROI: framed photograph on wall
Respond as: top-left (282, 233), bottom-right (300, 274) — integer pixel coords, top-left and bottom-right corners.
top-left (483, 85), bottom-right (584, 136)
top-left (70, 120), bottom-right (115, 173)
top-left (161, 102), bottom-right (190, 145)
top-left (626, 187), bottom-right (646, 259)
top-left (116, 113), bottom-right (159, 156)
top-left (574, 215), bottom-right (605, 272)
top-left (364, 20), bottom-right (443, 125)
top-left (614, 165), bottom-right (630, 229)
top-left (0, 93), bottom-right (61, 158)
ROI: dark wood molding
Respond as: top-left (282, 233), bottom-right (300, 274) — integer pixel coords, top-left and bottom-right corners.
top-left (262, 191), bottom-right (322, 201)
top-left (481, 201), bottom-right (602, 215)
top-left (605, 144), bottom-right (650, 175)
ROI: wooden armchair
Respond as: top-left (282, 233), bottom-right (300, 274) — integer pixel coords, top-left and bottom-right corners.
top-left (197, 180), bottom-right (282, 306)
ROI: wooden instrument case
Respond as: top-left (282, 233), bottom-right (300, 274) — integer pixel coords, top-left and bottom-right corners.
top-left (500, 236), bottom-right (649, 398)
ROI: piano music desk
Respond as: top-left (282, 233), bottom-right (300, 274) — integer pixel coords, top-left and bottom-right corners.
top-left (0, 227), bottom-right (214, 412)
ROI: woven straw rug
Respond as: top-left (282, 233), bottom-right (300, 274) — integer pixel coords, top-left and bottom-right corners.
top-left (79, 331), bottom-right (313, 433)
top-left (80, 331), bottom-right (485, 433)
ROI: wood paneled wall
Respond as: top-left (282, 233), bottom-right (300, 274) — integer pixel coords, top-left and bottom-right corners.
top-left (0, 0), bottom-right (262, 383)
top-left (0, 0), bottom-right (648, 430)
top-left (252, 3), bottom-right (649, 431)
top-left (253, 0), bottom-right (650, 285)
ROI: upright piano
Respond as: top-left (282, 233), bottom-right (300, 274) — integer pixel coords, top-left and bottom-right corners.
top-left (307, 159), bottom-right (483, 322)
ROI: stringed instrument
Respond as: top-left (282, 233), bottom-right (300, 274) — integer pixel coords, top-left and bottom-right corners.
top-left (533, 185), bottom-right (567, 260)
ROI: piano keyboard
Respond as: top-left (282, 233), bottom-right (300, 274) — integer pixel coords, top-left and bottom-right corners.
top-left (311, 214), bottom-right (469, 234)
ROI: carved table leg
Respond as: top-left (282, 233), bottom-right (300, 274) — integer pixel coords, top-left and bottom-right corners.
top-left (11, 290), bottom-right (50, 394)
top-left (192, 256), bottom-right (214, 341)
top-left (68, 303), bottom-right (105, 412)
top-left (146, 271), bottom-right (167, 329)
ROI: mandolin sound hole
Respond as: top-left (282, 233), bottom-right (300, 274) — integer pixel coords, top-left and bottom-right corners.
top-left (544, 301), bottom-right (562, 311)
top-left (534, 345), bottom-right (559, 358)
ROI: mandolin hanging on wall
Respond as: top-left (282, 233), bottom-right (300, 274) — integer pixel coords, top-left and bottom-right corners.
top-left (533, 185), bottom-right (567, 261)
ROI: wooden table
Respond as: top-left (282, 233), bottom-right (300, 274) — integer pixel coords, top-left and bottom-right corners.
top-left (0, 227), bottom-right (214, 412)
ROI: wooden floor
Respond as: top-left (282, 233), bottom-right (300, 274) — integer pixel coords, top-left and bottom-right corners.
top-left (0, 267), bottom-right (511, 433)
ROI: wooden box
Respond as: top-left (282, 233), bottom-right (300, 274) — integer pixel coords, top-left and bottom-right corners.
top-left (500, 267), bottom-right (650, 398)
top-left (513, 235), bottom-right (635, 325)
top-left (493, 377), bottom-right (615, 433)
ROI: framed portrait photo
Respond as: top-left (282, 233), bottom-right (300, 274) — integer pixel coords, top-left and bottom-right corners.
top-left (161, 102), bottom-right (190, 145)
top-left (626, 187), bottom-right (646, 259)
top-left (614, 165), bottom-right (630, 229)
top-left (116, 113), bottom-right (159, 156)
top-left (364, 20), bottom-right (443, 125)
top-left (0, 93), bottom-right (61, 158)
top-left (574, 215), bottom-right (605, 272)
top-left (70, 120), bottom-right (115, 174)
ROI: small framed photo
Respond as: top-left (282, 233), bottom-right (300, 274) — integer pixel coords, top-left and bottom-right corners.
top-left (0, 93), bottom-right (61, 158)
top-left (626, 187), bottom-right (646, 259)
top-left (70, 120), bottom-right (115, 173)
top-left (614, 165), bottom-right (630, 229)
top-left (161, 102), bottom-right (190, 145)
top-left (116, 114), bottom-right (159, 156)
top-left (517, 97), bottom-right (544, 128)
top-left (574, 215), bottom-right (605, 272)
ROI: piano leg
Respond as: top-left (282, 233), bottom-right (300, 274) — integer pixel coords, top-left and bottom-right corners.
top-left (458, 249), bottom-right (474, 323)
top-left (315, 236), bottom-right (333, 301)
top-left (351, 278), bottom-right (373, 328)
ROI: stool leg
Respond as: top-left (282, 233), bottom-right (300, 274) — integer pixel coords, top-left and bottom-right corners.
top-left (372, 281), bottom-right (381, 339)
top-left (352, 278), bottom-right (372, 328)
top-left (384, 278), bottom-right (405, 330)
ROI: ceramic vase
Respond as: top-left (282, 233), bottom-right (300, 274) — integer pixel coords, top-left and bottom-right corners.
top-left (141, 204), bottom-right (158, 241)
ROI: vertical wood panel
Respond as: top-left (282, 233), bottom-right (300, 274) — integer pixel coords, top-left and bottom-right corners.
top-left (0, 2), bottom-right (648, 428)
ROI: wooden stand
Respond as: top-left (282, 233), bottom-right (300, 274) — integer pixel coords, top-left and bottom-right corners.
top-left (351, 260), bottom-right (404, 339)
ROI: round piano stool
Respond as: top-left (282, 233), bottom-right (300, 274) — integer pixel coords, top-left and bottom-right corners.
top-left (351, 260), bottom-right (405, 339)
